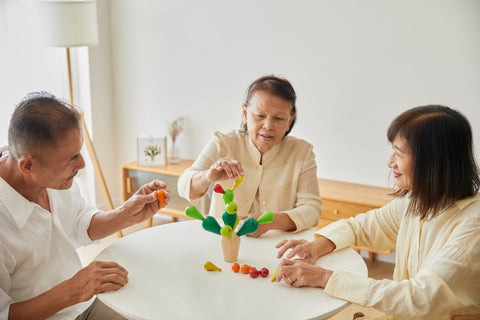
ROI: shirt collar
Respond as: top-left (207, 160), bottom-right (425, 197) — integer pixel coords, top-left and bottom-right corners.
top-left (245, 134), bottom-right (283, 165)
top-left (455, 192), bottom-right (480, 211)
top-left (0, 177), bottom-right (38, 229)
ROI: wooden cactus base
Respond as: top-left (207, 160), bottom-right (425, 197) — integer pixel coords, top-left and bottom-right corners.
top-left (221, 233), bottom-right (241, 262)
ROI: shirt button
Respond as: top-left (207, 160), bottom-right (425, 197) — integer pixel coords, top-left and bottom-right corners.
top-left (262, 201), bottom-right (267, 205)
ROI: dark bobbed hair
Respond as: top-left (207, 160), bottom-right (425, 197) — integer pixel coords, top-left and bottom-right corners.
top-left (8, 92), bottom-right (81, 160)
top-left (387, 105), bottom-right (480, 220)
top-left (241, 75), bottom-right (297, 137)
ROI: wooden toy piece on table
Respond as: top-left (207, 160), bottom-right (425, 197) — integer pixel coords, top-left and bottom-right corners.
top-left (185, 175), bottom-right (274, 262)
top-left (204, 261), bottom-right (222, 272)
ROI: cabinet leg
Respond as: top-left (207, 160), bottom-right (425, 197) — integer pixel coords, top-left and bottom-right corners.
top-left (147, 217), bottom-right (153, 228)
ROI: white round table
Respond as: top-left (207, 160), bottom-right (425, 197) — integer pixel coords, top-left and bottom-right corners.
top-left (96, 220), bottom-right (367, 320)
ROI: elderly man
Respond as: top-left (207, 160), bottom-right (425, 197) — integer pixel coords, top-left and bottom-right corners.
top-left (0, 92), bottom-right (169, 319)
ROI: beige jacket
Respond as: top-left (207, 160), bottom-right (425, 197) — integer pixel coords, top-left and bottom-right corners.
top-left (177, 130), bottom-right (321, 232)
top-left (318, 194), bottom-right (480, 320)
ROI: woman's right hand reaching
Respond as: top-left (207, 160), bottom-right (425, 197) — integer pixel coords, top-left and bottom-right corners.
top-left (205, 157), bottom-right (244, 183)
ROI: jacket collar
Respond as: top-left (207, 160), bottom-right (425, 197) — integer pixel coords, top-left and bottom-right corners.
top-left (245, 134), bottom-right (283, 165)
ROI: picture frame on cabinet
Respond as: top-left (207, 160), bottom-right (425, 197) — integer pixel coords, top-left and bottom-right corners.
top-left (137, 135), bottom-right (167, 166)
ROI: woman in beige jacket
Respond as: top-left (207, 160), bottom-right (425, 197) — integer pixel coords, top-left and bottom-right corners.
top-left (178, 75), bottom-right (322, 237)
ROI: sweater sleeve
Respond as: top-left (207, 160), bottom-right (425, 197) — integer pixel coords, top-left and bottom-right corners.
top-left (316, 198), bottom-right (404, 252)
top-left (325, 265), bottom-right (469, 319)
top-left (282, 143), bottom-right (322, 232)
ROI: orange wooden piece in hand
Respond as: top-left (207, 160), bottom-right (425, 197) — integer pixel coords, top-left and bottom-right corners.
top-left (156, 190), bottom-right (165, 208)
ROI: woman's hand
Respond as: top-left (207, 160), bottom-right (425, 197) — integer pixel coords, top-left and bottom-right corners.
top-left (205, 157), bottom-right (244, 183)
top-left (275, 236), bottom-right (336, 264)
top-left (239, 212), bottom-right (296, 238)
top-left (275, 259), bottom-right (333, 288)
top-left (275, 239), bottom-right (320, 264)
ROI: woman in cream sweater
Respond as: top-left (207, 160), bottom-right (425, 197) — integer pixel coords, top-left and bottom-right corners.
top-left (178, 75), bottom-right (322, 237)
top-left (275, 105), bottom-right (480, 320)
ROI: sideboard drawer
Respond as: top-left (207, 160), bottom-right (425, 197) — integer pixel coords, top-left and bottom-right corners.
top-left (321, 199), bottom-right (376, 221)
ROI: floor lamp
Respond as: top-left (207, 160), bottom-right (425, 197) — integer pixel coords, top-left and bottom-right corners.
top-left (36, 0), bottom-right (122, 237)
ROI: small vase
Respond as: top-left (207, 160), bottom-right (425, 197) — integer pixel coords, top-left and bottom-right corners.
top-left (168, 139), bottom-right (180, 164)
top-left (221, 233), bottom-right (241, 263)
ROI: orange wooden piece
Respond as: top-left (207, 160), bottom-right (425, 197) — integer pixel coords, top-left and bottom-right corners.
top-left (241, 264), bottom-right (250, 274)
top-left (231, 263), bottom-right (240, 273)
top-left (156, 190), bottom-right (165, 208)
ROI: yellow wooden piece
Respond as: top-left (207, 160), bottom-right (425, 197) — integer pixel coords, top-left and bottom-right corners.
top-left (204, 261), bottom-right (222, 272)
top-left (231, 175), bottom-right (244, 191)
top-left (270, 268), bottom-right (278, 282)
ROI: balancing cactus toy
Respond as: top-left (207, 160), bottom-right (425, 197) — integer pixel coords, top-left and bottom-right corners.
top-left (185, 175), bottom-right (274, 238)
top-left (185, 175), bottom-right (274, 262)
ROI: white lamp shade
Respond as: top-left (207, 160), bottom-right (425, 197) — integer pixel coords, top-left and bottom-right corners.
top-left (36, 0), bottom-right (98, 47)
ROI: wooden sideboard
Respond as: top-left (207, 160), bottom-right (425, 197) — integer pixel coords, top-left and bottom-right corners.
top-left (316, 178), bottom-right (395, 260)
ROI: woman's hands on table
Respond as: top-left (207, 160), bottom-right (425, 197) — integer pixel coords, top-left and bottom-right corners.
top-left (275, 259), bottom-right (333, 288)
top-left (275, 239), bottom-right (321, 264)
top-left (240, 212), bottom-right (296, 237)
top-left (274, 236), bottom-right (336, 287)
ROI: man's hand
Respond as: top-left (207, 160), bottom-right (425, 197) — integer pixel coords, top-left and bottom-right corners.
top-left (121, 180), bottom-right (170, 224)
top-left (88, 180), bottom-right (170, 240)
top-left (64, 261), bottom-right (129, 303)
top-left (8, 261), bottom-right (129, 320)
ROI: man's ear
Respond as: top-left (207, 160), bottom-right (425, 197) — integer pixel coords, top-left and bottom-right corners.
top-left (18, 156), bottom-right (36, 175)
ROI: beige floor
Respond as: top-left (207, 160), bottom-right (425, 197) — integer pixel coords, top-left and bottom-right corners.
top-left (77, 215), bottom-right (394, 320)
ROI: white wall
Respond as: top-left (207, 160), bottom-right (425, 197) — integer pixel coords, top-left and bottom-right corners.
top-left (0, 1), bottom-right (65, 146)
top-left (1, 0), bottom-right (98, 205)
top-left (2, 1), bottom-right (479, 207)
top-left (101, 0), bottom-right (480, 201)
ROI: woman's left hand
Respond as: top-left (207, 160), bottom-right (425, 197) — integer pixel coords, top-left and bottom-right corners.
top-left (239, 212), bottom-right (271, 238)
top-left (275, 259), bottom-right (333, 288)
top-left (239, 212), bottom-right (296, 237)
